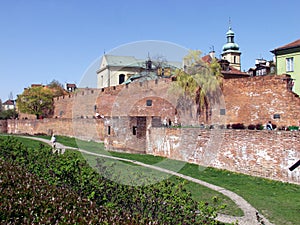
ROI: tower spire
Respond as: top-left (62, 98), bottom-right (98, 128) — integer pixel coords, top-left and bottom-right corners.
top-left (221, 21), bottom-right (241, 71)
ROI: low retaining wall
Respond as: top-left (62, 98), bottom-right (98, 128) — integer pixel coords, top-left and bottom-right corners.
top-left (0, 120), bottom-right (7, 133)
top-left (148, 128), bottom-right (300, 184)
top-left (7, 119), bottom-right (300, 184)
top-left (7, 118), bottom-right (104, 141)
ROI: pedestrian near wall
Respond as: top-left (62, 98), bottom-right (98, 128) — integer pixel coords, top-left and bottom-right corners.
top-left (51, 134), bottom-right (56, 149)
top-left (266, 121), bottom-right (273, 130)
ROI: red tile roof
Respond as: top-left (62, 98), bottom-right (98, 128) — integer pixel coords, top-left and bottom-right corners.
top-left (66, 83), bottom-right (76, 88)
top-left (272, 39), bottom-right (300, 51)
top-left (201, 55), bottom-right (212, 64)
top-left (222, 66), bottom-right (249, 76)
top-left (3, 99), bottom-right (15, 105)
top-left (201, 54), bottom-right (248, 77)
top-left (31, 84), bottom-right (43, 87)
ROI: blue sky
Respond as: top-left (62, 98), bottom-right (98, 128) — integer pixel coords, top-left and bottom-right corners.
top-left (1, 0), bottom-right (300, 101)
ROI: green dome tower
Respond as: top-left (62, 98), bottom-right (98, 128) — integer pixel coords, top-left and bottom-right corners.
top-left (221, 27), bottom-right (241, 71)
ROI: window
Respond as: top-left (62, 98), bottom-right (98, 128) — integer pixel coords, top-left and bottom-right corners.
top-left (220, 109), bottom-right (226, 115)
top-left (146, 99), bottom-right (152, 106)
top-left (132, 126), bottom-right (137, 135)
top-left (286, 57), bottom-right (294, 72)
top-left (270, 66), bottom-right (275, 74)
top-left (257, 69), bottom-right (261, 76)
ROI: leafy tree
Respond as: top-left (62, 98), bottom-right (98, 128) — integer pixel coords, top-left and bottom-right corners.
top-left (16, 86), bottom-right (54, 118)
top-left (171, 50), bottom-right (223, 122)
top-left (0, 109), bottom-right (18, 120)
top-left (0, 99), bottom-right (2, 112)
top-left (48, 79), bottom-right (66, 97)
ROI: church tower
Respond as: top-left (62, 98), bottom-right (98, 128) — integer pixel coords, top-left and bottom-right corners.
top-left (221, 26), bottom-right (241, 71)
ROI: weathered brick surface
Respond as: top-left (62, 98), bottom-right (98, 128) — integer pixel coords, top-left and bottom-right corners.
top-left (0, 120), bottom-right (7, 133)
top-left (52, 75), bottom-right (300, 127)
top-left (223, 75), bottom-right (300, 126)
top-left (54, 89), bottom-right (103, 119)
top-left (148, 128), bottom-right (300, 184)
top-left (7, 118), bottom-right (105, 141)
top-left (53, 79), bottom-right (197, 125)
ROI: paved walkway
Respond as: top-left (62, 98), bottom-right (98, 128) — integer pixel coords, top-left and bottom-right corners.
top-left (22, 136), bottom-right (274, 225)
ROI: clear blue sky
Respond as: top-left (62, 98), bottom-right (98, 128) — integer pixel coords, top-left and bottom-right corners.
top-left (1, 0), bottom-right (300, 102)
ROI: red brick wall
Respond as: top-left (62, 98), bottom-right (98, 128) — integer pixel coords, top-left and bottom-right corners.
top-left (148, 128), bottom-right (300, 184)
top-left (7, 118), bottom-right (105, 142)
top-left (223, 75), bottom-right (300, 127)
top-left (6, 75), bottom-right (300, 184)
top-left (0, 120), bottom-right (7, 133)
top-left (49, 74), bottom-right (300, 128)
top-left (52, 79), bottom-right (197, 126)
top-left (54, 89), bottom-right (104, 119)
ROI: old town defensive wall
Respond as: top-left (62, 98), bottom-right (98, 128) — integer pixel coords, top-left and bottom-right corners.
top-left (6, 75), bottom-right (300, 184)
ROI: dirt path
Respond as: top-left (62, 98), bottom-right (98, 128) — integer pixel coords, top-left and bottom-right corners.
top-left (22, 136), bottom-right (274, 225)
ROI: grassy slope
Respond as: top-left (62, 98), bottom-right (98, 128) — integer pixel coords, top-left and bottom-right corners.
top-left (10, 135), bottom-right (243, 216)
top-left (8, 135), bottom-right (300, 224)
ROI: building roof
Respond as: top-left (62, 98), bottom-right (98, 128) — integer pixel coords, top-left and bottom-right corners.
top-left (271, 39), bottom-right (300, 53)
top-left (31, 84), bottom-right (43, 87)
top-left (66, 83), bottom-right (76, 88)
top-left (124, 71), bottom-right (159, 84)
top-left (103, 55), bottom-right (182, 69)
top-left (167, 60), bottom-right (182, 69)
top-left (202, 55), bottom-right (213, 64)
top-left (104, 55), bottom-right (144, 67)
top-left (222, 66), bottom-right (249, 78)
top-left (3, 99), bottom-right (15, 105)
top-left (201, 54), bottom-right (248, 78)
top-left (222, 27), bottom-right (240, 53)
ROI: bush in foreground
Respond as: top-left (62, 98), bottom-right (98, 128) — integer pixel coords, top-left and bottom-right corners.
top-left (0, 136), bottom-right (227, 224)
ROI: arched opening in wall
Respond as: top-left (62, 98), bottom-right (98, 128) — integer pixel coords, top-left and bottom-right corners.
top-left (234, 56), bottom-right (236, 64)
top-left (119, 74), bottom-right (125, 84)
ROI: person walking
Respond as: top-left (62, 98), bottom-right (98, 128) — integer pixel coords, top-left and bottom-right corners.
top-left (51, 134), bottom-right (56, 149)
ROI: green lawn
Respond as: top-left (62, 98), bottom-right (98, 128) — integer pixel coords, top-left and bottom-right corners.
top-left (5, 135), bottom-right (300, 224)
